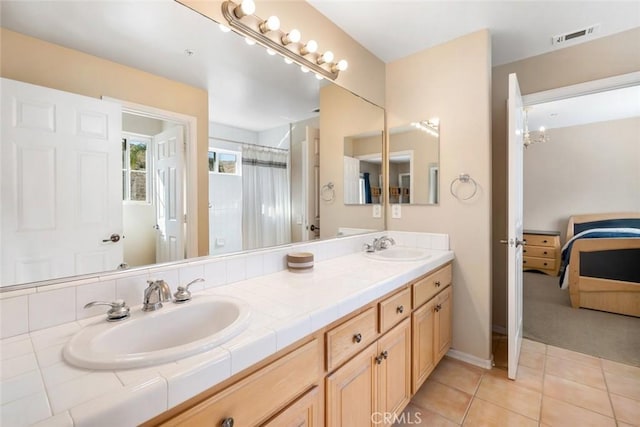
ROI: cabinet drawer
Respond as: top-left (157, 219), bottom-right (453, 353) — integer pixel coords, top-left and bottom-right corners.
top-left (523, 246), bottom-right (557, 259)
top-left (524, 234), bottom-right (557, 247)
top-left (162, 339), bottom-right (321, 427)
top-left (327, 307), bottom-right (377, 371)
top-left (523, 256), bottom-right (556, 270)
top-left (413, 264), bottom-right (452, 308)
top-left (379, 288), bottom-right (411, 333)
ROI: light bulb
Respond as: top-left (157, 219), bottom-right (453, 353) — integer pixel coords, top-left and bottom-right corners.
top-left (300, 40), bottom-right (318, 55)
top-left (266, 48), bottom-right (276, 56)
top-left (259, 16), bottom-right (280, 33)
top-left (300, 66), bottom-right (310, 73)
top-left (233, 0), bottom-right (255, 18)
top-left (284, 57), bottom-right (293, 65)
top-left (539, 126), bottom-right (545, 132)
top-left (331, 59), bottom-right (349, 73)
top-left (317, 51), bottom-right (334, 65)
top-left (282, 29), bottom-right (301, 45)
top-left (315, 74), bottom-right (323, 80)
top-left (219, 24), bottom-right (231, 33)
top-left (245, 37), bottom-right (256, 46)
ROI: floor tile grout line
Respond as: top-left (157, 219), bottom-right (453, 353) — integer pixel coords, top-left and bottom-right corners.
top-left (538, 343), bottom-right (547, 425)
top-left (600, 356), bottom-right (619, 424)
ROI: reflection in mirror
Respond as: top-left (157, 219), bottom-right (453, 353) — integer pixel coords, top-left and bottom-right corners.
top-left (0, 1), bottom-right (384, 289)
top-left (388, 120), bottom-right (440, 205)
top-left (343, 132), bottom-right (384, 205)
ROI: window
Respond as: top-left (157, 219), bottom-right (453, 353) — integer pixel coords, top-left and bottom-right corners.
top-left (122, 134), bottom-right (151, 202)
top-left (208, 148), bottom-right (241, 175)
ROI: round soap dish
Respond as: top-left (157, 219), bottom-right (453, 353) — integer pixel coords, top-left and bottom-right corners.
top-left (287, 252), bottom-right (314, 272)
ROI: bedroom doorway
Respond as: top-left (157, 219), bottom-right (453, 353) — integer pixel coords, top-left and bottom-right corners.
top-left (517, 72), bottom-right (640, 366)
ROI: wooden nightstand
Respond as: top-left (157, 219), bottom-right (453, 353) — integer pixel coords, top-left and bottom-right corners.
top-left (523, 230), bottom-right (561, 276)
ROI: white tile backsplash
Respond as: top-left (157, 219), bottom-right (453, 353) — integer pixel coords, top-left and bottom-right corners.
top-left (0, 296), bottom-right (29, 338)
top-left (29, 288), bottom-right (76, 332)
top-left (0, 232), bottom-right (448, 340)
top-left (76, 280), bottom-right (116, 320)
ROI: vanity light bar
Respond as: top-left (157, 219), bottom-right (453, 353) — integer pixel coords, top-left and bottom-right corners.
top-left (221, 1), bottom-right (346, 80)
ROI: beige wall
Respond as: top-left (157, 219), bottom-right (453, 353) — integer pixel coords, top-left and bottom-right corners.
top-left (320, 84), bottom-right (385, 238)
top-left (386, 30), bottom-right (493, 362)
top-left (524, 117), bottom-right (640, 243)
top-left (492, 27), bottom-right (640, 329)
top-left (0, 28), bottom-right (210, 257)
top-left (179, 0), bottom-right (385, 107)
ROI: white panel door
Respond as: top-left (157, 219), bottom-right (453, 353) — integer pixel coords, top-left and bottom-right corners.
top-left (343, 156), bottom-right (360, 204)
top-left (303, 126), bottom-right (320, 241)
top-left (153, 126), bottom-right (184, 264)
top-left (1, 78), bottom-right (122, 286)
top-left (507, 73), bottom-right (525, 379)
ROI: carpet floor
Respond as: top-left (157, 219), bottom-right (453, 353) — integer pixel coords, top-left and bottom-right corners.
top-left (523, 271), bottom-right (640, 367)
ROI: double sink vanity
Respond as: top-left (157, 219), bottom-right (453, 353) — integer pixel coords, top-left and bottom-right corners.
top-left (0, 232), bottom-right (453, 426)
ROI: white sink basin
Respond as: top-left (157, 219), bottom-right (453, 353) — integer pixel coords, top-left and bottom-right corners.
top-left (365, 246), bottom-right (432, 262)
top-left (64, 295), bottom-right (251, 370)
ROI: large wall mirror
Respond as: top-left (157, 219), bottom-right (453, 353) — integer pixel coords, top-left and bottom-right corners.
top-left (388, 120), bottom-right (440, 205)
top-left (0, 1), bottom-right (384, 289)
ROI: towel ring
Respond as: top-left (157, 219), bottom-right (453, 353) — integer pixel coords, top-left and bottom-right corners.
top-left (450, 173), bottom-right (478, 201)
top-left (321, 182), bottom-right (335, 202)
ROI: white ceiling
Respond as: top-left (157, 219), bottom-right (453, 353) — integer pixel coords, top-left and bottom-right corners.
top-left (2, 1), bottom-right (639, 132)
top-left (527, 85), bottom-right (640, 130)
top-left (307, 0), bottom-right (640, 66)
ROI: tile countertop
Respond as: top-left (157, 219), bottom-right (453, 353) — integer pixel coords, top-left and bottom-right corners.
top-left (0, 249), bottom-right (454, 427)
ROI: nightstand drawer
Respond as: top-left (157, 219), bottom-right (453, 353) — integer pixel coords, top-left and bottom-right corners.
top-left (525, 234), bottom-right (557, 247)
top-left (523, 246), bottom-right (557, 259)
top-left (523, 256), bottom-right (556, 270)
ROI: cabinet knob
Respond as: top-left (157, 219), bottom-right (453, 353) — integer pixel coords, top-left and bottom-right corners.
top-left (382, 350), bottom-right (388, 359)
top-left (221, 418), bottom-right (234, 427)
top-left (543, 239), bottom-right (548, 243)
top-left (375, 354), bottom-right (384, 364)
top-left (435, 304), bottom-right (442, 312)
top-left (396, 305), bottom-right (404, 314)
top-left (543, 251), bottom-right (548, 255)
top-left (353, 333), bottom-right (362, 343)
top-left (435, 280), bottom-right (441, 287)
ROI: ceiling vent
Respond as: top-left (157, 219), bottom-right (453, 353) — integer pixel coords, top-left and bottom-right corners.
top-left (552, 24), bottom-right (600, 45)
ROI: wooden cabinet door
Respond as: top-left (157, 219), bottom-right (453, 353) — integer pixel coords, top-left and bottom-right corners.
top-left (326, 342), bottom-right (378, 427)
top-left (262, 386), bottom-right (321, 427)
top-left (435, 286), bottom-right (452, 363)
top-left (411, 297), bottom-right (436, 394)
top-left (377, 318), bottom-right (411, 427)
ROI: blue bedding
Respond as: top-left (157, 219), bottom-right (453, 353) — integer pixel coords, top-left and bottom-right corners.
top-left (558, 227), bottom-right (640, 288)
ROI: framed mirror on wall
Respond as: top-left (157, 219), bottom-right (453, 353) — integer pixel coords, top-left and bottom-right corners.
top-left (343, 131), bottom-right (384, 205)
top-left (388, 120), bottom-right (440, 205)
top-left (0, 0), bottom-right (384, 290)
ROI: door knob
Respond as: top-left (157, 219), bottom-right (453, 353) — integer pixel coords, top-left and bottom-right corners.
top-left (102, 233), bottom-right (121, 243)
top-left (499, 238), bottom-right (526, 247)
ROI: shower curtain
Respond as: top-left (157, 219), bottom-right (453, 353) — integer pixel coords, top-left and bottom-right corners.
top-left (242, 146), bottom-right (291, 250)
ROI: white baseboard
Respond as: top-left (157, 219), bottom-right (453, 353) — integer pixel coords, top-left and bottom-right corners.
top-left (492, 324), bottom-right (507, 335)
top-left (446, 348), bottom-right (493, 370)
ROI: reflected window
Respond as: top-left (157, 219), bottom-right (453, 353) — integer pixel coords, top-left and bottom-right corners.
top-left (122, 134), bottom-right (151, 203)
top-left (208, 148), bottom-right (241, 175)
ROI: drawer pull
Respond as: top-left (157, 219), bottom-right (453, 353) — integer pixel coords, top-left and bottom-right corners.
top-left (523, 260), bottom-right (527, 264)
top-left (543, 239), bottom-right (548, 243)
top-left (543, 262), bottom-right (548, 266)
top-left (381, 350), bottom-right (388, 359)
top-left (396, 305), bottom-right (404, 314)
top-left (543, 251), bottom-right (548, 255)
top-left (435, 280), bottom-right (441, 287)
top-left (353, 333), bottom-right (362, 343)
top-left (375, 354), bottom-right (384, 364)
top-left (434, 304), bottom-right (442, 312)
top-left (221, 418), bottom-right (234, 427)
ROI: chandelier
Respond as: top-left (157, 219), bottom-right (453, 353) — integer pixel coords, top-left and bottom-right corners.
top-left (523, 108), bottom-right (549, 148)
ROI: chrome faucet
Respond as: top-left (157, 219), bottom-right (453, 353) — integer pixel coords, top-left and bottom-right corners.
top-left (373, 236), bottom-right (396, 251)
top-left (142, 279), bottom-right (172, 311)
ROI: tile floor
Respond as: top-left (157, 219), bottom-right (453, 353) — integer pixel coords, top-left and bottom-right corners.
top-left (395, 335), bottom-right (640, 426)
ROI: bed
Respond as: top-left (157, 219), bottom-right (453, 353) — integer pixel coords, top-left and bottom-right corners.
top-left (559, 212), bottom-right (640, 317)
